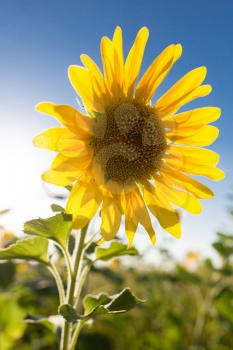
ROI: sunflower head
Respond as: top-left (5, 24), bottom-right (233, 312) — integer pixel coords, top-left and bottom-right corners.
top-left (33, 26), bottom-right (224, 245)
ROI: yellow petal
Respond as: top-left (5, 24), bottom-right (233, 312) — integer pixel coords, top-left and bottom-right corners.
top-left (42, 170), bottom-right (80, 186)
top-left (164, 155), bottom-right (224, 180)
top-left (166, 146), bottom-right (220, 167)
top-left (66, 179), bottom-right (102, 228)
top-left (101, 196), bottom-right (122, 240)
top-left (161, 85), bottom-right (212, 118)
top-left (124, 27), bottom-right (149, 97)
top-left (156, 179), bottom-right (202, 214)
top-left (68, 65), bottom-right (105, 112)
top-left (58, 134), bottom-right (91, 158)
top-left (33, 128), bottom-right (71, 151)
top-left (112, 26), bottom-right (124, 89)
top-left (163, 107), bottom-right (221, 129)
top-left (167, 125), bottom-right (219, 146)
top-left (100, 36), bottom-right (116, 96)
top-left (144, 181), bottom-right (181, 238)
top-left (136, 43), bottom-right (182, 103)
top-left (51, 153), bottom-right (91, 172)
top-left (160, 165), bottom-right (214, 198)
top-left (35, 102), bottom-right (93, 138)
top-left (156, 66), bottom-right (207, 110)
top-left (127, 188), bottom-right (156, 244)
top-left (125, 193), bottom-right (137, 246)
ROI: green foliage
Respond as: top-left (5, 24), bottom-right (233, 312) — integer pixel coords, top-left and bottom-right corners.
top-left (1, 213), bottom-right (233, 349)
top-left (24, 213), bottom-right (72, 249)
top-left (0, 261), bottom-right (16, 288)
top-left (59, 289), bottom-right (142, 322)
top-left (95, 241), bottom-right (138, 261)
top-left (83, 288), bottom-right (142, 318)
top-left (59, 304), bottom-right (79, 322)
top-left (0, 236), bottom-right (49, 264)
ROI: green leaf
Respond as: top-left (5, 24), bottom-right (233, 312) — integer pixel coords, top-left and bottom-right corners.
top-left (84, 294), bottom-right (111, 315)
top-left (83, 288), bottom-right (143, 318)
top-left (58, 304), bottom-right (80, 323)
top-left (0, 236), bottom-right (49, 264)
top-left (51, 203), bottom-right (65, 212)
top-left (24, 213), bottom-right (72, 249)
top-left (95, 241), bottom-right (138, 261)
top-left (59, 289), bottom-right (142, 323)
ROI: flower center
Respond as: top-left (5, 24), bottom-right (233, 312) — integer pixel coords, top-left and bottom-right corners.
top-left (90, 101), bottom-right (167, 185)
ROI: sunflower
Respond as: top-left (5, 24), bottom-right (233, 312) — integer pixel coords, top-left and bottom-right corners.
top-left (33, 26), bottom-right (224, 245)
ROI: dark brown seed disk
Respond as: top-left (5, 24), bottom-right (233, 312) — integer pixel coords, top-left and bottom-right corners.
top-left (90, 101), bottom-right (167, 185)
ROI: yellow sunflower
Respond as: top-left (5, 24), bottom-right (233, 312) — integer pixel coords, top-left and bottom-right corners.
top-left (33, 26), bottom-right (224, 245)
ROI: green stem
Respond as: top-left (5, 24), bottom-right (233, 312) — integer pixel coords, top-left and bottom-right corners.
top-left (48, 262), bottom-right (65, 305)
top-left (70, 321), bottom-right (84, 350)
top-left (74, 263), bottom-right (91, 309)
top-left (62, 246), bottom-right (73, 280)
top-left (60, 225), bottom-right (88, 350)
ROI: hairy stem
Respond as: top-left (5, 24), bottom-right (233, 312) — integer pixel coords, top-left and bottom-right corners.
top-left (70, 321), bottom-right (84, 350)
top-left (60, 225), bottom-right (88, 350)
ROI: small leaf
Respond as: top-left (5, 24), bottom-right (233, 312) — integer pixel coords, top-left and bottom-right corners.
top-left (84, 294), bottom-right (111, 315)
top-left (51, 204), bottom-right (65, 212)
top-left (95, 241), bottom-right (138, 261)
top-left (0, 236), bottom-right (49, 264)
top-left (58, 304), bottom-right (80, 323)
top-left (83, 288), bottom-right (143, 318)
top-left (107, 289), bottom-right (142, 313)
top-left (24, 213), bottom-right (72, 249)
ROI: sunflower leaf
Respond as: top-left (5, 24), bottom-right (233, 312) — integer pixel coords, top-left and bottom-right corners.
top-left (0, 236), bottom-right (49, 264)
top-left (59, 289), bottom-right (143, 323)
top-left (83, 288), bottom-right (143, 318)
top-left (95, 241), bottom-right (138, 261)
top-left (24, 213), bottom-right (72, 249)
top-left (58, 304), bottom-right (81, 323)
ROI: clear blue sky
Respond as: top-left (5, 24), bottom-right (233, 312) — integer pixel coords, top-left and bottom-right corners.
top-left (0, 0), bottom-right (233, 259)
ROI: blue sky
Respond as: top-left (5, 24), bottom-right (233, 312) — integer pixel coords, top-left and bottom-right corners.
top-left (0, 0), bottom-right (233, 260)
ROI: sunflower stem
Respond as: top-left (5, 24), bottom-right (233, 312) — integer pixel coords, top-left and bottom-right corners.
top-left (60, 224), bottom-right (88, 350)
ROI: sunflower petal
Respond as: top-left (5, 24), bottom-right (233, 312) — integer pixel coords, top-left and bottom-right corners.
top-left (156, 66), bottom-right (207, 109)
top-left (33, 128), bottom-right (71, 151)
top-left (112, 26), bottom-right (124, 89)
top-left (144, 181), bottom-right (181, 238)
top-left (36, 102), bottom-right (93, 138)
top-left (66, 179), bottom-right (102, 228)
top-left (42, 170), bottom-right (80, 186)
top-left (126, 189), bottom-right (156, 244)
top-left (167, 125), bottom-right (219, 146)
top-left (156, 179), bottom-right (202, 214)
top-left (166, 146), bottom-right (220, 167)
top-left (136, 43), bottom-right (182, 103)
top-left (163, 107), bottom-right (221, 129)
top-left (101, 196), bottom-right (122, 240)
top-left (51, 153), bottom-right (91, 172)
top-left (58, 134), bottom-right (91, 158)
top-left (101, 36), bottom-right (116, 96)
top-left (68, 65), bottom-right (105, 112)
top-left (124, 27), bottom-right (149, 97)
